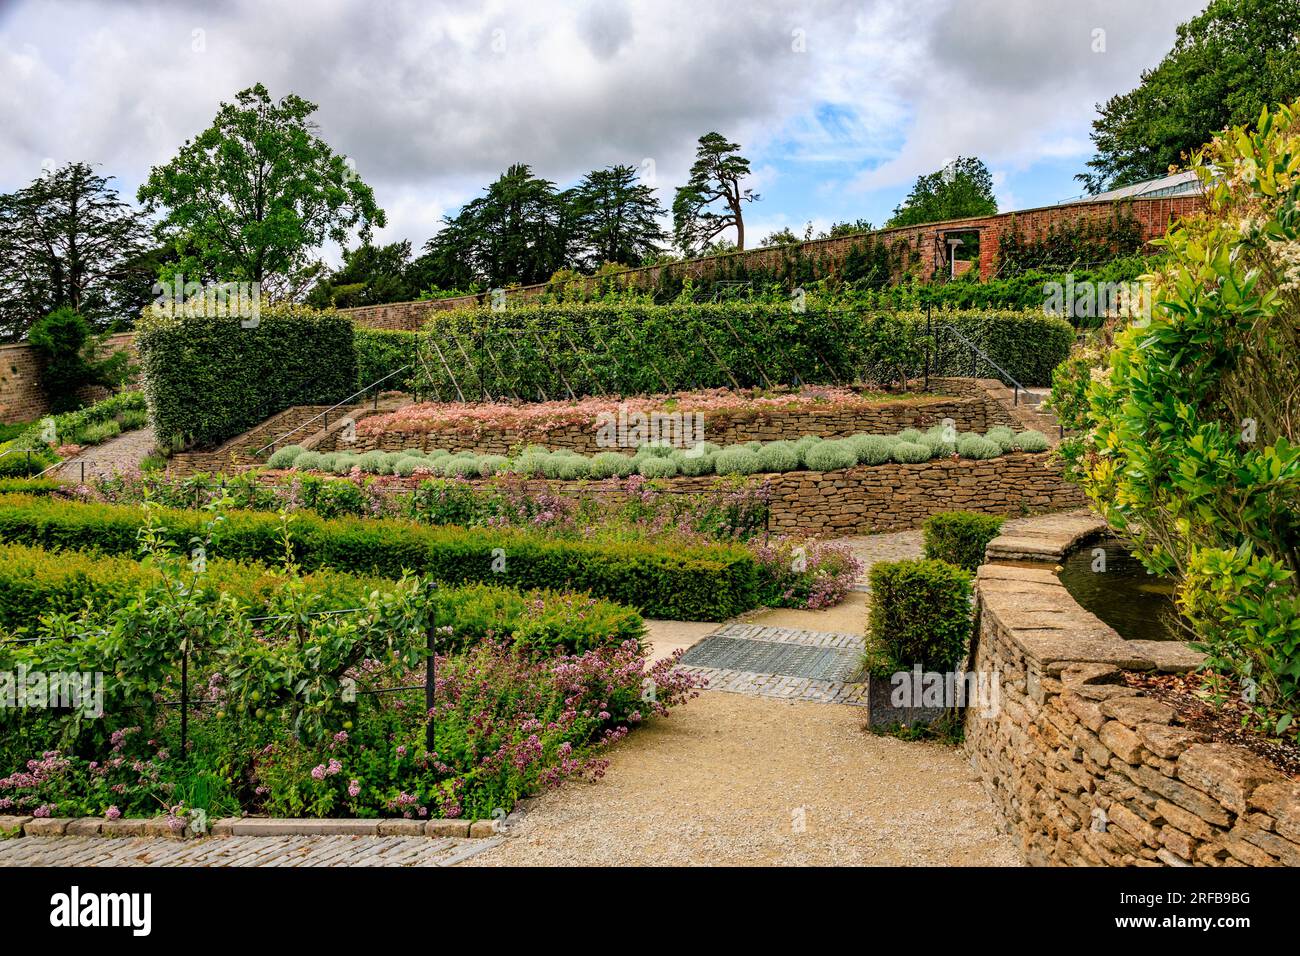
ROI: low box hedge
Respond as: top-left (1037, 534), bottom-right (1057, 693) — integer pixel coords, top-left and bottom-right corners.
top-left (0, 541), bottom-right (642, 655)
top-left (0, 494), bottom-right (759, 621)
top-left (867, 558), bottom-right (973, 675)
top-left (922, 511), bottom-right (1006, 571)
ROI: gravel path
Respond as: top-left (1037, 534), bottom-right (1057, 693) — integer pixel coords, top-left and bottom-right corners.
top-left (465, 690), bottom-right (1020, 867)
top-left (56, 426), bottom-right (156, 482)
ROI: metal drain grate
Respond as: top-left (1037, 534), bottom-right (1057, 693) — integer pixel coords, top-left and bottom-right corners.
top-left (678, 637), bottom-right (863, 682)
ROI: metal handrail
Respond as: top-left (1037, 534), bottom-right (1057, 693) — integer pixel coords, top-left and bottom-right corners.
top-left (934, 319), bottom-right (1028, 405)
top-left (253, 365), bottom-right (411, 457)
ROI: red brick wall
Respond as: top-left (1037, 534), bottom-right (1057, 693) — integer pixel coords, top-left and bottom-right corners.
top-left (0, 333), bottom-right (138, 424)
top-left (342, 194), bottom-right (1207, 331)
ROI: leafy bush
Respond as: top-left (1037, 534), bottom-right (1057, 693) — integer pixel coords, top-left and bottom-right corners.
top-left (891, 441), bottom-right (931, 464)
top-left (135, 302), bottom-right (357, 450)
top-left (984, 425), bottom-right (1016, 452)
top-left (354, 328), bottom-right (418, 392)
top-left (589, 452), bottom-right (635, 478)
top-left (1066, 100), bottom-right (1300, 726)
top-left (676, 450), bottom-right (716, 476)
top-left (27, 308), bottom-right (134, 413)
top-left (956, 434), bottom-right (1002, 460)
top-left (867, 559), bottom-right (973, 674)
top-left (293, 451), bottom-right (323, 471)
top-left (637, 456), bottom-right (677, 479)
top-left (414, 303), bottom-right (1075, 396)
top-left (1012, 429), bottom-right (1050, 453)
top-left (714, 448), bottom-right (761, 475)
top-left (922, 511), bottom-right (1005, 571)
top-left (755, 441), bottom-right (800, 472)
top-left (803, 439), bottom-right (858, 471)
top-left (0, 540), bottom-right (643, 654)
top-left (848, 433), bottom-right (895, 465)
top-left (0, 494), bottom-right (762, 621)
top-left (267, 445), bottom-right (304, 469)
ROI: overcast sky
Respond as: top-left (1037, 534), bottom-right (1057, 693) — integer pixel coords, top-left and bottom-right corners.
top-left (0, 0), bottom-right (1206, 260)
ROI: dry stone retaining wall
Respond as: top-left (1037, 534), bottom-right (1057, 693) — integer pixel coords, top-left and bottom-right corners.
top-left (965, 517), bottom-right (1300, 866)
top-left (329, 391), bottom-right (1017, 456)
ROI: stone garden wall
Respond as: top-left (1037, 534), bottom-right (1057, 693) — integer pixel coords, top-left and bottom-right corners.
top-left (266, 451), bottom-right (1085, 535)
top-left (965, 516), bottom-right (1300, 867)
top-left (0, 334), bottom-right (137, 424)
top-left (321, 391), bottom-right (1016, 456)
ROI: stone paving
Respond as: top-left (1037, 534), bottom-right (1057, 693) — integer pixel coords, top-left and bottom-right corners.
top-left (0, 834), bottom-right (499, 867)
top-left (676, 622), bottom-right (869, 705)
top-left (55, 426), bottom-right (156, 482)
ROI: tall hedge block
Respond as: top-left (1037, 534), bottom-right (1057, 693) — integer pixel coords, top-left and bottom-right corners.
top-left (136, 303), bottom-right (357, 449)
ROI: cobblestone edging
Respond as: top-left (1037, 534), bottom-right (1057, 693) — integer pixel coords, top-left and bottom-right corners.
top-left (1, 811), bottom-right (524, 841)
top-left (965, 517), bottom-right (1300, 867)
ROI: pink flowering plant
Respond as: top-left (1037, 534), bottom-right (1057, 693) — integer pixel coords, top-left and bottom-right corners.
top-left (0, 504), bottom-right (697, 821)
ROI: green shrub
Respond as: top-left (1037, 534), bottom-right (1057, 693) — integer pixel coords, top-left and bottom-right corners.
top-left (394, 456), bottom-right (427, 477)
top-left (292, 451), bottom-right (323, 471)
top-left (135, 302), bottom-right (357, 449)
top-left (0, 446), bottom-right (57, 477)
top-left (267, 445), bottom-right (304, 469)
top-left (1012, 430), bottom-right (1050, 453)
top-left (443, 457), bottom-right (481, 479)
top-left (638, 456), bottom-right (678, 479)
top-left (676, 450), bottom-right (716, 476)
top-left (353, 328), bottom-right (418, 392)
top-left (804, 440), bottom-right (858, 471)
top-left (984, 425), bottom-right (1016, 452)
top-left (0, 540), bottom-right (642, 655)
top-left (589, 452), bottom-right (635, 479)
top-left (478, 455), bottom-right (508, 477)
top-left (330, 454), bottom-right (360, 475)
top-left (891, 441), bottom-right (931, 464)
top-left (714, 448), bottom-right (761, 475)
top-left (414, 303), bottom-right (1072, 396)
top-left (956, 435), bottom-right (1002, 460)
top-left (755, 441), bottom-right (800, 473)
top-left (867, 559), bottom-right (973, 674)
top-left (896, 428), bottom-right (924, 444)
top-left (0, 494), bottom-right (760, 621)
top-left (922, 511), bottom-right (1005, 571)
top-left (848, 433), bottom-right (896, 465)
top-left (0, 478), bottom-right (60, 496)
top-left (27, 308), bottom-right (133, 413)
top-left (793, 435), bottom-right (823, 465)
top-left (918, 429), bottom-right (955, 457)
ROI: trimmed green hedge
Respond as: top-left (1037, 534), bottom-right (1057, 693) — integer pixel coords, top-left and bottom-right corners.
top-left (0, 478), bottom-right (61, 496)
top-left (135, 303), bottom-right (357, 450)
top-left (413, 303), bottom-right (1073, 396)
top-left (922, 511), bottom-right (1006, 571)
top-left (867, 558), bottom-right (973, 674)
top-left (0, 494), bottom-right (758, 621)
top-left (0, 541), bottom-right (642, 654)
top-left (355, 328), bottom-right (418, 392)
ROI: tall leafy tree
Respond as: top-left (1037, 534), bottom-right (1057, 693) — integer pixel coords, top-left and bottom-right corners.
top-left (421, 164), bottom-right (574, 287)
top-left (307, 241), bottom-right (419, 308)
top-left (885, 156), bottom-right (997, 228)
top-left (1079, 0), bottom-right (1300, 192)
top-left (137, 83), bottom-right (385, 299)
top-left (0, 162), bottom-right (148, 340)
top-left (672, 133), bottom-right (759, 254)
top-left (571, 164), bottom-right (666, 267)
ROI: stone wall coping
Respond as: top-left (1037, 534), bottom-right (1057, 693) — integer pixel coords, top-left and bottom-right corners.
top-left (975, 560), bottom-right (1203, 675)
top-left (984, 510), bottom-right (1109, 562)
